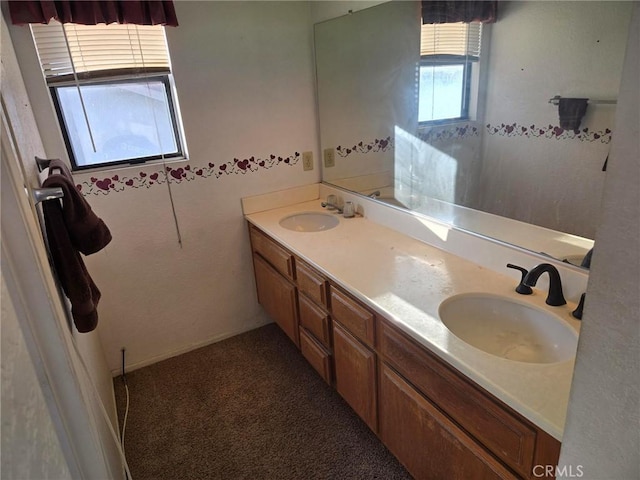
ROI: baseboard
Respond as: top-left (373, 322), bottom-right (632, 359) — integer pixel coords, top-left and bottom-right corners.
top-left (110, 319), bottom-right (273, 376)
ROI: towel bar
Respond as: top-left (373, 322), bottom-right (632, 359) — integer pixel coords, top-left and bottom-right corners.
top-left (33, 187), bottom-right (63, 204)
top-left (548, 95), bottom-right (617, 106)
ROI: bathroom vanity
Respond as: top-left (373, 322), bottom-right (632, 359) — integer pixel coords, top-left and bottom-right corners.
top-left (245, 195), bottom-right (581, 480)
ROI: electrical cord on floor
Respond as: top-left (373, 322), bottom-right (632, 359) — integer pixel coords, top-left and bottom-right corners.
top-left (69, 337), bottom-right (133, 480)
top-left (121, 348), bottom-right (130, 480)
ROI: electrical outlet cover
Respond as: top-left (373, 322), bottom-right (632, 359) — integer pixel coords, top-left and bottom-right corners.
top-left (302, 151), bottom-right (313, 171)
top-left (323, 147), bottom-right (335, 168)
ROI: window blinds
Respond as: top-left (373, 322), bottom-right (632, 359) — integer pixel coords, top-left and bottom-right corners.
top-left (31, 21), bottom-right (170, 83)
top-left (420, 22), bottom-right (482, 58)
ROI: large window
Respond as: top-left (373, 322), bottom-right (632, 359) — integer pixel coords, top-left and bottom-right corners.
top-left (419, 22), bottom-right (482, 124)
top-left (31, 22), bottom-right (185, 170)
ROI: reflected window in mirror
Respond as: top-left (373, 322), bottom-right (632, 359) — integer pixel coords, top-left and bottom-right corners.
top-left (419, 22), bottom-right (482, 124)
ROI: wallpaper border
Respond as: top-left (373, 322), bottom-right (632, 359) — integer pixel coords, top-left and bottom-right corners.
top-left (76, 151), bottom-right (301, 195)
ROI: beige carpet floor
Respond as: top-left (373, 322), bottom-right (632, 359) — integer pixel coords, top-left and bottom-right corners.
top-left (114, 323), bottom-right (412, 480)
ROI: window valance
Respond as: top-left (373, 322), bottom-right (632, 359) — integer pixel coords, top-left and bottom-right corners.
top-left (9, 1), bottom-right (178, 26)
top-left (422, 1), bottom-right (497, 24)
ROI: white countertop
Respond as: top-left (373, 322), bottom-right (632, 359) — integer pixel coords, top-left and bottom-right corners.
top-left (246, 200), bottom-right (581, 441)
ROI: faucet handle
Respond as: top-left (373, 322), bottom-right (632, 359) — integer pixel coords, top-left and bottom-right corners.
top-left (572, 293), bottom-right (586, 320)
top-left (506, 264), bottom-right (533, 295)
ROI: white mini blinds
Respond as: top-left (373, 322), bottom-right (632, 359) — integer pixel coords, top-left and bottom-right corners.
top-left (418, 22), bottom-right (483, 123)
top-left (31, 22), bottom-right (171, 83)
top-left (420, 22), bottom-right (482, 59)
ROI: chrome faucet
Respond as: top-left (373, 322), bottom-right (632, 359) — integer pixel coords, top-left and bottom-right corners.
top-left (367, 190), bottom-right (381, 199)
top-left (523, 263), bottom-right (566, 306)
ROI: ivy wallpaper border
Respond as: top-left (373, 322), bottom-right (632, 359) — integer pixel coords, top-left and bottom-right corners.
top-left (76, 152), bottom-right (301, 196)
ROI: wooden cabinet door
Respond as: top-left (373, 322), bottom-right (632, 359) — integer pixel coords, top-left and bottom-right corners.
top-left (333, 322), bottom-right (377, 432)
top-left (253, 253), bottom-right (299, 347)
top-left (379, 363), bottom-right (516, 480)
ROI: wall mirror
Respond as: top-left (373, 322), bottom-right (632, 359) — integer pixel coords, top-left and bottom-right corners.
top-left (315, 1), bottom-right (632, 268)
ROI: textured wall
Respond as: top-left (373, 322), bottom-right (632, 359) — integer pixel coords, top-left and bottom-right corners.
top-left (10, 1), bottom-right (320, 372)
top-left (558, 3), bottom-right (639, 478)
top-left (1, 274), bottom-right (72, 480)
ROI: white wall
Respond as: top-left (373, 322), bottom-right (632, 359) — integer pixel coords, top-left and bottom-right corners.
top-left (478, 1), bottom-right (632, 239)
top-left (558, 3), bottom-right (639, 478)
top-left (9, 1), bottom-right (319, 372)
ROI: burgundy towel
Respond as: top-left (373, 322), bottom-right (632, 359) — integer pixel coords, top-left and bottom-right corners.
top-left (558, 98), bottom-right (588, 130)
top-left (43, 159), bottom-right (112, 254)
top-left (42, 159), bottom-right (112, 333)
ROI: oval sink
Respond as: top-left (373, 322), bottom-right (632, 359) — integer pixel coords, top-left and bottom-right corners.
top-left (279, 212), bottom-right (339, 232)
top-left (438, 293), bottom-right (578, 364)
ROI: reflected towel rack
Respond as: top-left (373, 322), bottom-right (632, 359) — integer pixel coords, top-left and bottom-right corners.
top-left (548, 95), bottom-right (617, 106)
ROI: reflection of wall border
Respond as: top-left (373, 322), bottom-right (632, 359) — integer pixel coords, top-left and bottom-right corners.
top-left (417, 122), bottom-right (612, 144)
top-left (76, 152), bottom-right (301, 196)
top-left (485, 123), bottom-right (612, 143)
top-left (418, 124), bottom-right (480, 143)
top-left (335, 136), bottom-right (393, 158)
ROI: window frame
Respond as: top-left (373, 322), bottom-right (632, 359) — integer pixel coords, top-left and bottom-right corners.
top-left (418, 55), bottom-right (474, 126)
top-left (49, 74), bottom-right (185, 171)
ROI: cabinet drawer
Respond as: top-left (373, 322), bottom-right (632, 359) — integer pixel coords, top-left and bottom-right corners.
top-left (296, 260), bottom-right (328, 307)
top-left (249, 226), bottom-right (294, 280)
top-left (330, 286), bottom-right (375, 347)
top-left (299, 294), bottom-right (331, 348)
top-left (300, 328), bottom-right (332, 385)
top-left (378, 320), bottom-right (537, 478)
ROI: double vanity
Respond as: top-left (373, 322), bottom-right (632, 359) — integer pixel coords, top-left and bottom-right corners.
top-left (243, 186), bottom-right (583, 479)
